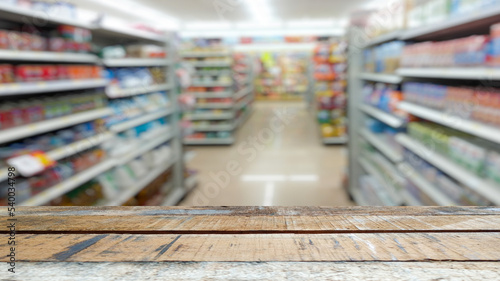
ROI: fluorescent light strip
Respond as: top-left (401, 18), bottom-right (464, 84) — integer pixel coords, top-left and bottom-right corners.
top-left (244, 0), bottom-right (273, 23)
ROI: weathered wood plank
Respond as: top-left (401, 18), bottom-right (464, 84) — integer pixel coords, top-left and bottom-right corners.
top-left (9, 262), bottom-right (500, 281)
top-left (2, 206), bottom-right (500, 233)
top-left (2, 233), bottom-right (499, 262)
top-left (2, 214), bottom-right (500, 233)
top-left (2, 206), bottom-right (499, 217)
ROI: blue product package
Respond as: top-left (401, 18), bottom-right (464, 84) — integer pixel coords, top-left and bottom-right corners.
top-left (379, 87), bottom-right (391, 112)
top-left (490, 38), bottom-right (500, 56)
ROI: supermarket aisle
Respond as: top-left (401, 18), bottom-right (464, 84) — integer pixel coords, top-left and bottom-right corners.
top-left (179, 101), bottom-right (353, 206)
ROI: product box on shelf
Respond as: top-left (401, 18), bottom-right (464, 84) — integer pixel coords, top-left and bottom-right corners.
top-left (0, 91), bottom-right (107, 130)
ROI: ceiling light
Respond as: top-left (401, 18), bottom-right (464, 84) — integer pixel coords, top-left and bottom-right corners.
top-left (236, 21), bottom-right (283, 30)
top-left (184, 21), bottom-right (233, 30)
top-left (243, 0), bottom-right (274, 23)
top-left (287, 19), bottom-right (336, 29)
top-left (86, 0), bottom-right (179, 29)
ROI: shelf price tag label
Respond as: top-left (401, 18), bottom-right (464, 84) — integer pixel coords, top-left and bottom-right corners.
top-left (7, 151), bottom-right (56, 177)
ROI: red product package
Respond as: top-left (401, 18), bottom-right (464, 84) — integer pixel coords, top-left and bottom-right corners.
top-left (19, 32), bottom-right (32, 51)
top-left (41, 65), bottom-right (58, 80)
top-left (0, 104), bottom-right (14, 130)
top-left (0, 30), bottom-right (9, 49)
top-left (48, 37), bottom-right (65, 52)
top-left (57, 65), bottom-right (69, 80)
top-left (15, 65), bottom-right (29, 82)
top-left (0, 64), bottom-right (14, 83)
top-left (30, 34), bottom-right (47, 51)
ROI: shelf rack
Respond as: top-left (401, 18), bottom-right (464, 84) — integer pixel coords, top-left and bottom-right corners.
top-left (103, 157), bottom-right (177, 206)
top-left (347, 8), bottom-right (500, 206)
top-left (359, 104), bottom-right (405, 128)
top-left (359, 72), bottom-right (403, 84)
top-left (398, 102), bottom-right (500, 144)
top-left (358, 157), bottom-right (402, 206)
top-left (396, 134), bottom-right (500, 205)
top-left (182, 50), bottom-right (254, 146)
top-left (313, 42), bottom-right (348, 145)
top-left (0, 50), bottom-right (99, 63)
top-left (0, 79), bottom-right (108, 96)
top-left (397, 163), bottom-right (456, 206)
top-left (19, 159), bottom-right (117, 206)
top-left (94, 26), bottom-right (187, 206)
top-left (359, 129), bottom-right (403, 163)
top-left (0, 108), bottom-right (112, 145)
top-left (0, 9), bottom-right (187, 206)
top-left (397, 68), bottom-right (500, 80)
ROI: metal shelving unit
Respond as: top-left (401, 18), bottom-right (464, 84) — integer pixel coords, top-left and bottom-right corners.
top-left (0, 108), bottom-right (112, 145)
top-left (359, 104), bottom-right (405, 128)
top-left (397, 68), bottom-right (500, 80)
top-left (0, 7), bottom-right (186, 206)
top-left (182, 50), bottom-right (254, 146)
top-left (0, 79), bottom-right (108, 96)
top-left (348, 5), bottom-right (500, 206)
top-left (359, 72), bottom-right (403, 84)
top-left (93, 24), bottom-right (186, 206)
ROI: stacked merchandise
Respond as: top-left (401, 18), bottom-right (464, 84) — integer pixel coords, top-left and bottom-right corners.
top-left (362, 83), bottom-right (409, 121)
top-left (401, 24), bottom-right (500, 67)
top-left (402, 148), bottom-right (493, 206)
top-left (0, 0), bottom-right (79, 20)
top-left (0, 147), bottom-right (107, 206)
top-left (100, 44), bottom-right (167, 59)
top-left (407, 122), bottom-right (500, 187)
top-left (314, 42), bottom-right (348, 143)
top-left (181, 39), bottom-right (237, 145)
top-left (106, 92), bottom-right (171, 126)
top-left (0, 92), bottom-right (107, 130)
top-left (104, 67), bottom-right (168, 95)
top-left (0, 20), bottom-right (111, 206)
top-left (359, 0), bottom-right (500, 41)
top-left (363, 41), bottom-right (405, 74)
top-left (0, 64), bottom-right (101, 82)
top-left (95, 28), bottom-right (179, 206)
top-left (401, 122), bottom-right (499, 205)
top-left (349, 0), bottom-right (500, 207)
top-left (365, 117), bottom-right (404, 157)
top-left (359, 141), bottom-right (405, 206)
top-left (254, 51), bottom-right (310, 101)
top-left (0, 9), bottom-right (183, 207)
top-left (232, 52), bottom-right (254, 127)
top-left (405, 0), bottom-right (500, 30)
top-left (0, 25), bottom-right (92, 53)
top-left (97, 143), bottom-right (173, 206)
top-left (403, 82), bottom-right (500, 127)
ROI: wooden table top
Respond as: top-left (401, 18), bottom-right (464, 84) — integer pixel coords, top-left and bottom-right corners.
top-left (1, 206), bottom-right (499, 280)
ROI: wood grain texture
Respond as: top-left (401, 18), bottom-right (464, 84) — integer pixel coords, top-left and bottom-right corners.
top-left (2, 206), bottom-right (500, 233)
top-left (2, 232), bottom-right (499, 262)
top-left (3, 206), bottom-right (500, 216)
top-left (11, 262), bottom-right (500, 281)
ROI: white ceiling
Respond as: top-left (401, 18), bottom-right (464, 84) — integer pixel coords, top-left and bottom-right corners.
top-left (136, 0), bottom-right (369, 22)
top-left (78, 0), bottom-right (375, 31)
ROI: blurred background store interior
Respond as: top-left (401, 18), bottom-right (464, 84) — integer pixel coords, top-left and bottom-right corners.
top-left (1, 0), bottom-right (500, 207)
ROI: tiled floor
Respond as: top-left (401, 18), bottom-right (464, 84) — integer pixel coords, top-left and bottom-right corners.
top-left (179, 101), bottom-right (354, 206)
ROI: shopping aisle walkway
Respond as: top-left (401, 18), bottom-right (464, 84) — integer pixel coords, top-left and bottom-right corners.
top-left (179, 101), bottom-right (353, 206)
